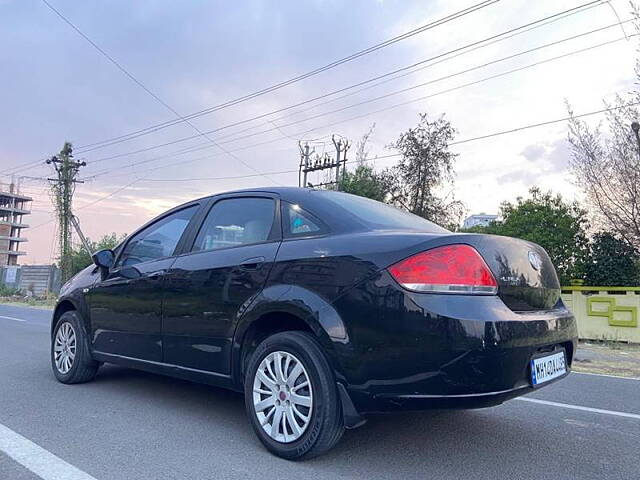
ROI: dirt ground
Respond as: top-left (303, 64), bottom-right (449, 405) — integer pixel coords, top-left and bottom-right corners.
top-left (573, 340), bottom-right (640, 378)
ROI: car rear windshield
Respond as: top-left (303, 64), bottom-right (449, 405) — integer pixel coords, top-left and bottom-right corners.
top-left (315, 191), bottom-right (449, 233)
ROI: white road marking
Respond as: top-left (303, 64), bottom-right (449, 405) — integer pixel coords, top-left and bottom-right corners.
top-left (0, 315), bottom-right (26, 322)
top-left (0, 423), bottom-right (98, 480)
top-left (573, 371), bottom-right (640, 381)
top-left (516, 397), bottom-right (640, 420)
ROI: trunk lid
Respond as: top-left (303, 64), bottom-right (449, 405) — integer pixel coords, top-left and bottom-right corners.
top-left (455, 234), bottom-right (561, 311)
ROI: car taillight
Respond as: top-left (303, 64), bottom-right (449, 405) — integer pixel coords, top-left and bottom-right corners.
top-left (388, 244), bottom-right (498, 295)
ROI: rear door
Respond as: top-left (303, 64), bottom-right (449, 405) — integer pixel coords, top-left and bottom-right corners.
top-left (162, 194), bottom-right (280, 374)
top-left (88, 204), bottom-right (201, 361)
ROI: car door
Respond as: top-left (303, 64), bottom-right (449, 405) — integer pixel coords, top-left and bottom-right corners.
top-left (162, 195), bottom-right (280, 374)
top-left (88, 204), bottom-right (201, 361)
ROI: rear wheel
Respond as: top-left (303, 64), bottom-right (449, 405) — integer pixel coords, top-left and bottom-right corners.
top-left (244, 331), bottom-right (344, 460)
top-left (51, 311), bottom-right (99, 384)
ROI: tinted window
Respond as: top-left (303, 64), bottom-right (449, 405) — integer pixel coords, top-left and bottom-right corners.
top-left (315, 191), bottom-right (449, 232)
top-left (283, 202), bottom-right (323, 236)
top-left (193, 198), bottom-right (275, 251)
top-left (118, 205), bottom-right (198, 267)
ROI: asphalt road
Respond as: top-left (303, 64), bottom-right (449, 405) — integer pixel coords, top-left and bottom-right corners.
top-left (1, 304), bottom-right (639, 480)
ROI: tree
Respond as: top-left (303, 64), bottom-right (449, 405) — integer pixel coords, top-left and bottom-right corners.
top-left (69, 233), bottom-right (126, 276)
top-left (339, 124), bottom-right (391, 202)
top-left (340, 165), bottom-right (390, 202)
top-left (567, 98), bottom-right (640, 249)
top-left (584, 231), bottom-right (640, 286)
top-left (465, 188), bottom-right (590, 284)
top-left (387, 113), bottom-right (465, 227)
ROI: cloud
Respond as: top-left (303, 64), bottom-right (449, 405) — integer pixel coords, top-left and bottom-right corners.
top-left (520, 143), bottom-right (545, 161)
top-left (496, 137), bottom-right (572, 185)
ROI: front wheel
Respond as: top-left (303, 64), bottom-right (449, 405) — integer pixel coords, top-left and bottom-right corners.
top-left (244, 331), bottom-right (344, 460)
top-left (51, 311), bottom-right (99, 384)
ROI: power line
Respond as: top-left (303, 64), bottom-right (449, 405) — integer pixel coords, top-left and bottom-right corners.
top-left (85, 29), bottom-right (633, 179)
top-left (173, 20), bottom-right (635, 152)
top-left (2, 159), bottom-right (47, 178)
top-left (231, 0), bottom-right (605, 141)
top-left (29, 99), bottom-right (640, 233)
top-left (80, 1), bottom-right (612, 165)
top-left (40, 0), bottom-right (281, 185)
top-left (75, 0), bottom-right (500, 152)
top-left (86, 100), bottom-right (640, 184)
top-left (8, 0), bottom-right (604, 177)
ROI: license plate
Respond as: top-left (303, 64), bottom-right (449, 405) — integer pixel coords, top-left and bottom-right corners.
top-left (530, 350), bottom-right (566, 386)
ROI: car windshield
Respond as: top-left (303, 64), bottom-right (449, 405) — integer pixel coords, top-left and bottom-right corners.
top-left (315, 191), bottom-right (449, 233)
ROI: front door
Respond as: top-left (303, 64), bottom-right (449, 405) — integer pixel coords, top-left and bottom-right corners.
top-left (162, 196), bottom-right (280, 374)
top-left (88, 204), bottom-right (199, 361)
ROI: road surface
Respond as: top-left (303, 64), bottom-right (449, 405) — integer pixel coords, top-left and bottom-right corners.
top-left (1, 304), bottom-right (638, 480)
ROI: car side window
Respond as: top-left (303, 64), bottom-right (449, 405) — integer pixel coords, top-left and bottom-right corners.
top-left (117, 205), bottom-right (198, 267)
top-left (192, 197), bottom-right (276, 252)
top-left (282, 202), bottom-right (325, 237)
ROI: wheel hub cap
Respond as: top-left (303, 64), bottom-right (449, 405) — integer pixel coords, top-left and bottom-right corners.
top-left (252, 351), bottom-right (313, 443)
top-left (53, 322), bottom-right (76, 375)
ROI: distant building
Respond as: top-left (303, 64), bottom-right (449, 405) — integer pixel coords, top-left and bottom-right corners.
top-left (463, 213), bottom-right (498, 230)
top-left (0, 181), bottom-right (32, 265)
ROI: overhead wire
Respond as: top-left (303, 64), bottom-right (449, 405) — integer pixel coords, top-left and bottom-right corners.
top-left (85, 28), bottom-right (634, 180)
top-left (5, 0), bottom-right (605, 177)
top-left (80, 2), bottom-right (616, 169)
top-left (75, 0), bottom-right (602, 158)
top-left (74, 0), bottom-right (501, 151)
top-left (28, 97), bottom-right (640, 236)
top-left (39, 0), bottom-right (282, 185)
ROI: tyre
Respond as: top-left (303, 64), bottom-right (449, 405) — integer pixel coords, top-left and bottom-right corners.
top-left (244, 331), bottom-right (344, 460)
top-left (51, 311), bottom-right (99, 384)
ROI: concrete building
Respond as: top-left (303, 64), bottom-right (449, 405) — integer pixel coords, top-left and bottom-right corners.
top-left (463, 213), bottom-right (498, 230)
top-left (0, 181), bottom-right (32, 265)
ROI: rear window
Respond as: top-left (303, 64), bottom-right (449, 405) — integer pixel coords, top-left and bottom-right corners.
top-left (315, 191), bottom-right (449, 233)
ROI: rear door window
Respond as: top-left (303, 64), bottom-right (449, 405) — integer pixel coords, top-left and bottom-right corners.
top-left (192, 197), bottom-right (276, 252)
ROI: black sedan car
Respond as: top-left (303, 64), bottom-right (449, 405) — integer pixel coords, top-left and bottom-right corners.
top-left (51, 187), bottom-right (577, 459)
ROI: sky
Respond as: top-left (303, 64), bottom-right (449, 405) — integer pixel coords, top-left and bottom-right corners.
top-left (1, 0), bottom-right (637, 264)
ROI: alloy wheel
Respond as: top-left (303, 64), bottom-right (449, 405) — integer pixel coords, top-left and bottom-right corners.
top-left (54, 322), bottom-right (76, 375)
top-left (252, 351), bottom-right (313, 443)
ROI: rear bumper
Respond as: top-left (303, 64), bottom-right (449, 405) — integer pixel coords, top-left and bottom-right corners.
top-left (331, 273), bottom-right (578, 414)
top-left (374, 385), bottom-right (531, 411)
top-left (368, 370), bottom-right (570, 412)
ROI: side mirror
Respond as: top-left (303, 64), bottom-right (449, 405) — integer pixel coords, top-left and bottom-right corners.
top-left (92, 249), bottom-right (115, 271)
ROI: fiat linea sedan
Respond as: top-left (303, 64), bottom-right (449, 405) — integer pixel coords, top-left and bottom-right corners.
top-left (51, 187), bottom-right (577, 459)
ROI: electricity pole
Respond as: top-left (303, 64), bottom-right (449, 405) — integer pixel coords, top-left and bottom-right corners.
top-left (298, 136), bottom-right (350, 190)
top-left (47, 142), bottom-right (86, 283)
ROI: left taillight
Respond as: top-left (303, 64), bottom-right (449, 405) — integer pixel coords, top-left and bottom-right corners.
top-left (388, 244), bottom-right (498, 295)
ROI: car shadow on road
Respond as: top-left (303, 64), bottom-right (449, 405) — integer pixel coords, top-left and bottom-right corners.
top-left (86, 364), bottom-right (557, 479)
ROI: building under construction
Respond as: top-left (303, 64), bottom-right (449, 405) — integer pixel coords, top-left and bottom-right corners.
top-left (0, 181), bottom-right (32, 265)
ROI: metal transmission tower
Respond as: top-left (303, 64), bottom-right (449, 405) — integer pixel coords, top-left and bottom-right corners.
top-left (298, 135), bottom-right (350, 189)
top-left (47, 142), bottom-right (86, 283)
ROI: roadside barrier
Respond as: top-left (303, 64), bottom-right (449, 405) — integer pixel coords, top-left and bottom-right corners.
top-left (561, 287), bottom-right (640, 343)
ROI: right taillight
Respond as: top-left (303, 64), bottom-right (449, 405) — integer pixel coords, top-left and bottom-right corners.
top-left (388, 244), bottom-right (498, 295)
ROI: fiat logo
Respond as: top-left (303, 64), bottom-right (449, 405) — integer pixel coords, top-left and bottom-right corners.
top-left (528, 251), bottom-right (542, 271)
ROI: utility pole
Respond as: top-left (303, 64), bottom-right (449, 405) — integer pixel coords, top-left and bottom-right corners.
top-left (47, 142), bottom-right (86, 283)
top-left (298, 142), bottom-right (314, 188)
top-left (298, 136), bottom-right (350, 190)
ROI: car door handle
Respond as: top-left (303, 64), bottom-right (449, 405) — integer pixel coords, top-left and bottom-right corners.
top-left (147, 270), bottom-right (166, 280)
top-left (239, 256), bottom-right (265, 271)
